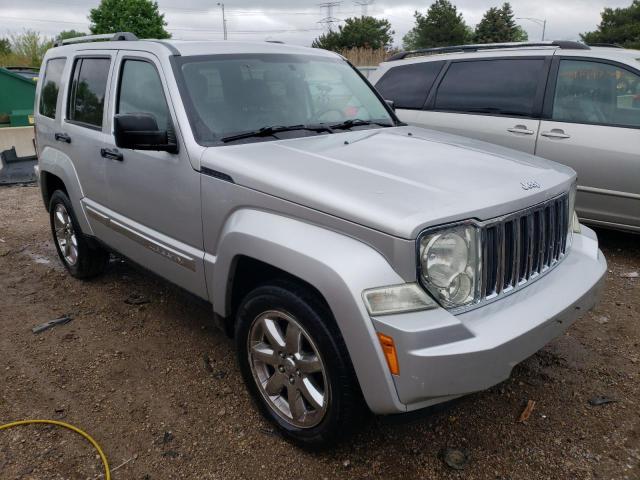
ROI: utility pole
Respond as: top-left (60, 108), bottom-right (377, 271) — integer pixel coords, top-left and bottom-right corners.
top-left (217, 2), bottom-right (228, 40)
top-left (354, 0), bottom-right (373, 16)
top-left (517, 17), bottom-right (547, 41)
top-left (318, 2), bottom-right (341, 32)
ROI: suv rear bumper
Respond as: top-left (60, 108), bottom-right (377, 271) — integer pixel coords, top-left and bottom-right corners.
top-left (371, 226), bottom-right (606, 412)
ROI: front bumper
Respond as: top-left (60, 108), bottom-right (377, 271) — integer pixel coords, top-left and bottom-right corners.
top-left (371, 226), bottom-right (606, 412)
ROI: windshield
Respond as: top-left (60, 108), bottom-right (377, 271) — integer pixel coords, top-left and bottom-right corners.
top-left (173, 53), bottom-right (394, 145)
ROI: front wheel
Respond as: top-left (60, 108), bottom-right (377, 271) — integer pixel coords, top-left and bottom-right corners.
top-left (235, 281), bottom-right (362, 447)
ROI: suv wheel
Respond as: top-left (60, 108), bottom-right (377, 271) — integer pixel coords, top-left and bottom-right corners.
top-left (236, 281), bottom-right (362, 447)
top-left (49, 190), bottom-right (109, 278)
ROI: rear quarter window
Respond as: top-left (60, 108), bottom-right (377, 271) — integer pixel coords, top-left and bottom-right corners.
top-left (39, 58), bottom-right (67, 119)
top-left (375, 61), bottom-right (444, 110)
top-left (434, 59), bottom-right (546, 117)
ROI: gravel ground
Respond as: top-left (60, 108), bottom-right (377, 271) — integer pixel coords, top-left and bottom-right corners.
top-left (0, 184), bottom-right (638, 480)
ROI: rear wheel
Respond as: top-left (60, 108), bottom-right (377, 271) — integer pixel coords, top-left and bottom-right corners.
top-left (49, 190), bottom-right (109, 278)
top-left (236, 281), bottom-right (362, 447)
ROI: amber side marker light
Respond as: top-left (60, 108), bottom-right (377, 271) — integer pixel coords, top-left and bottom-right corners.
top-left (377, 333), bottom-right (399, 375)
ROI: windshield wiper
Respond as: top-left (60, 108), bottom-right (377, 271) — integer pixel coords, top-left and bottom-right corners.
top-left (328, 118), bottom-right (394, 130)
top-left (220, 124), bottom-right (332, 143)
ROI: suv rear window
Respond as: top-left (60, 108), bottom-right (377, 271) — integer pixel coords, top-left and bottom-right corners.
top-left (68, 58), bottom-right (111, 128)
top-left (375, 61), bottom-right (444, 110)
top-left (434, 59), bottom-right (546, 117)
top-left (39, 58), bottom-right (66, 119)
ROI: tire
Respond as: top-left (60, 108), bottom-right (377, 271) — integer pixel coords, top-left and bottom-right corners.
top-left (235, 280), bottom-right (362, 447)
top-left (49, 190), bottom-right (109, 279)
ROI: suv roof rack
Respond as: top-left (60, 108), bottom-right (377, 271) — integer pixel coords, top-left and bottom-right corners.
top-left (586, 43), bottom-right (624, 49)
top-left (54, 32), bottom-right (138, 47)
top-left (386, 40), bottom-right (590, 61)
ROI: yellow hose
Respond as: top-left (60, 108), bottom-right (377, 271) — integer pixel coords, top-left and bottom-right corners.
top-left (0, 419), bottom-right (110, 480)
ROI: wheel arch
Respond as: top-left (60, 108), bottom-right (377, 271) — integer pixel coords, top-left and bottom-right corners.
top-left (37, 149), bottom-right (91, 234)
top-left (207, 208), bottom-right (408, 414)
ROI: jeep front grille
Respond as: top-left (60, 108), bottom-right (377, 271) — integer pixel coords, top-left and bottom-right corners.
top-left (480, 193), bottom-right (570, 301)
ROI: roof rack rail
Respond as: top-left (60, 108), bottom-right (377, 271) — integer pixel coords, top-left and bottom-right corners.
top-left (586, 43), bottom-right (624, 49)
top-left (54, 32), bottom-right (138, 47)
top-left (386, 40), bottom-right (590, 61)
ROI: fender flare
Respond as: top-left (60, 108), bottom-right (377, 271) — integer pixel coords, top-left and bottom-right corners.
top-left (38, 146), bottom-right (92, 234)
top-left (208, 208), bottom-right (407, 413)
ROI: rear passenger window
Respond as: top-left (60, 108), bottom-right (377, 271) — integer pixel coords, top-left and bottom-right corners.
top-left (68, 58), bottom-right (111, 128)
top-left (553, 60), bottom-right (640, 128)
top-left (39, 58), bottom-right (66, 118)
top-left (435, 59), bottom-right (546, 117)
top-left (375, 62), bottom-right (444, 109)
top-left (117, 60), bottom-right (170, 130)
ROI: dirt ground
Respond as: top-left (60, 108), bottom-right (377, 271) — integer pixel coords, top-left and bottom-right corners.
top-left (0, 184), bottom-right (638, 480)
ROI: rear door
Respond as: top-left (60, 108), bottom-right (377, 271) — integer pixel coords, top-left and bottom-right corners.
top-left (536, 57), bottom-right (640, 230)
top-left (411, 57), bottom-right (550, 154)
top-left (60, 53), bottom-right (116, 207)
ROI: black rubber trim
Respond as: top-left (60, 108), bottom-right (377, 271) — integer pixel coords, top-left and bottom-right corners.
top-left (201, 166), bottom-right (234, 183)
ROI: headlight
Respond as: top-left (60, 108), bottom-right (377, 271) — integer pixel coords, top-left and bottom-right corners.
top-left (418, 224), bottom-right (480, 308)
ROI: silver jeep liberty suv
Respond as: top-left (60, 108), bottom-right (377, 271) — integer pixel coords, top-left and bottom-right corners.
top-left (34, 33), bottom-right (606, 446)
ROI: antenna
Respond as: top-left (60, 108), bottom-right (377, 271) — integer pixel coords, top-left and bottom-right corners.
top-left (318, 2), bottom-right (341, 31)
top-left (354, 0), bottom-right (374, 16)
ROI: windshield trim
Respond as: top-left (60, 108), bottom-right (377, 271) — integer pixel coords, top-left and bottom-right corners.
top-left (170, 53), bottom-right (400, 147)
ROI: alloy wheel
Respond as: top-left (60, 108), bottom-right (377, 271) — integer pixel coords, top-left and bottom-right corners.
top-left (53, 203), bottom-right (78, 266)
top-left (247, 310), bottom-right (329, 428)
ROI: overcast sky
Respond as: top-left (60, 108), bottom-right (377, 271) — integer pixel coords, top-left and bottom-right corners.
top-left (0, 0), bottom-right (630, 47)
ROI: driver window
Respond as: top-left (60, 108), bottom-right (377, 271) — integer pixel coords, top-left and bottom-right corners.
top-left (117, 59), bottom-right (170, 130)
top-left (553, 60), bottom-right (640, 128)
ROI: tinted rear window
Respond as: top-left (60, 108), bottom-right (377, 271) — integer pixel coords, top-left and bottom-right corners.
top-left (435, 59), bottom-right (546, 117)
top-left (375, 61), bottom-right (444, 109)
top-left (39, 58), bottom-right (66, 118)
top-left (68, 58), bottom-right (111, 128)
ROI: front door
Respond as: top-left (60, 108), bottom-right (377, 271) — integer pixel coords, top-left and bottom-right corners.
top-left (536, 58), bottom-right (640, 230)
top-left (86, 50), bottom-right (207, 298)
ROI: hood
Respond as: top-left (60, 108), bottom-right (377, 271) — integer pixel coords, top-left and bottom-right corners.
top-left (200, 126), bottom-right (575, 239)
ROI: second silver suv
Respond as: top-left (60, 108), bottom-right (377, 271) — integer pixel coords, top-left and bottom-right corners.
top-left (372, 41), bottom-right (640, 233)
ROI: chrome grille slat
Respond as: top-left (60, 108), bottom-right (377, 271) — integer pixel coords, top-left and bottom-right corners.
top-left (480, 193), bottom-right (570, 304)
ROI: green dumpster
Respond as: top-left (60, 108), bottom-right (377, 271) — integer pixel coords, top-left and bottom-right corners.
top-left (0, 67), bottom-right (37, 128)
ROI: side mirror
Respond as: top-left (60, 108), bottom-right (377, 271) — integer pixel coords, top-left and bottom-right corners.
top-left (114, 113), bottom-right (178, 153)
top-left (385, 99), bottom-right (396, 111)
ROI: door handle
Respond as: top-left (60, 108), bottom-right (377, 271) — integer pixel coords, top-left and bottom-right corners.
top-left (54, 132), bottom-right (71, 143)
top-left (507, 125), bottom-right (534, 135)
top-left (541, 129), bottom-right (571, 139)
top-left (100, 148), bottom-right (124, 161)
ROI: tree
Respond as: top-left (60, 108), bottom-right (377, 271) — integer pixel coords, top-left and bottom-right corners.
top-left (9, 30), bottom-right (53, 66)
top-left (580, 0), bottom-right (640, 49)
top-left (0, 38), bottom-right (10, 56)
top-left (56, 30), bottom-right (87, 43)
top-left (403, 0), bottom-right (470, 50)
top-left (474, 3), bottom-right (528, 43)
top-left (89, 0), bottom-right (171, 39)
top-left (312, 16), bottom-right (394, 51)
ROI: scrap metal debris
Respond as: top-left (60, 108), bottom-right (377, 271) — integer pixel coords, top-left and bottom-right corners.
top-left (620, 271), bottom-right (639, 278)
top-left (31, 315), bottom-right (73, 334)
top-left (518, 399), bottom-right (536, 423)
top-left (589, 396), bottom-right (617, 406)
